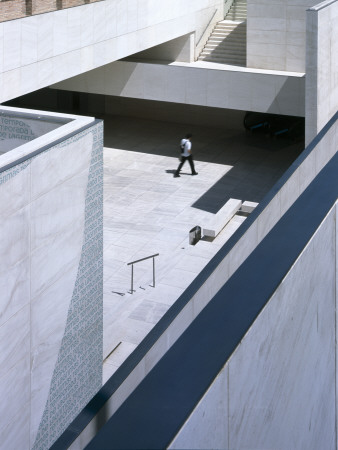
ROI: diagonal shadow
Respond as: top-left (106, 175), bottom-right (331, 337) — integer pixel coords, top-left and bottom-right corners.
top-left (206, 21), bottom-right (247, 66)
top-left (192, 138), bottom-right (304, 213)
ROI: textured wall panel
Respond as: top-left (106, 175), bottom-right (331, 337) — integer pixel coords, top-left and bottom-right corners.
top-left (0, 120), bottom-right (103, 449)
top-left (33, 122), bottom-right (103, 449)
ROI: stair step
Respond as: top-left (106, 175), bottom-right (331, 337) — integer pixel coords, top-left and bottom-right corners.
top-left (198, 2), bottom-right (247, 66)
top-left (212, 35), bottom-right (247, 40)
top-left (201, 56), bottom-right (246, 63)
top-left (205, 41), bottom-right (246, 48)
top-left (226, 15), bottom-right (247, 20)
top-left (226, 12), bottom-right (247, 16)
top-left (210, 35), bottom-right (246, 41)
top-left (206, 41), bottom-right (246, 48)
top-left (199, 57), bottom-right (246, 66)
top-left (214, 26), bottom-right (246, 34)
top-left (216, 23), bottom-right (246, 27)
top-left (219, 20), bottom-right (246, 24)
top-left (208, 39), bottom-right (246, 46)
top-left (211, 31), bottom-right (247, 36)
top-left (207, 38), bottom-right (246, 44)
top-left (200, 56), bottom-right (246, 61)
top-left (214, 26), bottom-right (246, 32)
top-left (229, 4), bottom-right (247, 8)
top-left (201, 50), bottom-right (246, 58)
top-left (212, 31), bottom-right (246, 36)
top-left (200, 51), bottom-right (245, 59)
top-left (203, 47), bottom-right (246, 54)
top-left (207, 44), bottom-right (246, 51)
top-left (229, 7), bottom-right (247, 11)
top-left (209, 30), bottom-right (246, 36)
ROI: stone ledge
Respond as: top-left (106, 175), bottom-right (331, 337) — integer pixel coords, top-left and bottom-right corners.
top-left (203, 199), bottom-right (242, 238)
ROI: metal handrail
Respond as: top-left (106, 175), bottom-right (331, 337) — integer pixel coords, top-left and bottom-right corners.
top-left (196, 8), bottom-right (219, 47)
top-left (127, 253), bottom-right (159, 294)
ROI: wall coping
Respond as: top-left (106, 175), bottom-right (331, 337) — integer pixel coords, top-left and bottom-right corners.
top-left (0, 106), bottom-right (95, 173)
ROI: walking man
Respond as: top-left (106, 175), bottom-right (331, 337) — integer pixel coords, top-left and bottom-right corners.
top-left (174, 133), bottom-right (198, 177)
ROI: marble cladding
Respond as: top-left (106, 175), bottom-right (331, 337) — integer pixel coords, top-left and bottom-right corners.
top-left (170, 204), bottom-right (337, 449)
top-left (170, 369), bottom-right (228, 449)
top-left (247, 0), bottom-right (320, 72)
top-left (305, 0), bottom-right (338, 144)
top-left (0, 120), bottom-right (103, 449)
top-left (128, 33), bottom-right (195, 64)
top-left (53, 60), bottom-right (306, 117)
top-left (0, 0), bottom-right (223, 103)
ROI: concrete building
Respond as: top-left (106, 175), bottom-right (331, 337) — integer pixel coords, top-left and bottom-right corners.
top-left (0, 0), bottom-right (337, 448)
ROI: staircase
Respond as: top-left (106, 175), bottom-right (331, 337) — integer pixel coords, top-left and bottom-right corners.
top-left (198, 0), bottom-right (247, 66)
top-left (224, 0), bottom-right (247, 21)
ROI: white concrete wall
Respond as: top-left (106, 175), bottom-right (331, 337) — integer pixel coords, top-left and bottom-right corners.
top-left (0, 0), bottom-right (223, 103)
top-left (0, 108), bottom-right (103, 449)
top-left (125, 34), bottom-right (195, 63)
top-left (52, 61), bottom-right (306, 117)
top-left (305, 0), bottom-right (338, 144)
top-left (170, 203), bottom-right (337, 449)
top-left (247, 0), bottom-right (319, 72)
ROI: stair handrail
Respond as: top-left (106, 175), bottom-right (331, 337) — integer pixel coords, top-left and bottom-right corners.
top-left (195, 0), bottom-right (237, 60)
top-left (196, 8), bottom-right (219, 48)
top-left (127, 253), bottom-right (159, 294)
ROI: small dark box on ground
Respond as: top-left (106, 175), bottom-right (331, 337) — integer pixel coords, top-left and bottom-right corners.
top-left (189, 226), bottom-right (202, 245)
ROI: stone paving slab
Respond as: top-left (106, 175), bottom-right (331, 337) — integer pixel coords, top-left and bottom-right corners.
top-left (102, 115), bottom-right (304, 381)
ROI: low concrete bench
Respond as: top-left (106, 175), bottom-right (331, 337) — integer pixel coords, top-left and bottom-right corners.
top-left (241, 200), bottom-right (258, 214)
top-left (203, 199), bottom-right (242, 238)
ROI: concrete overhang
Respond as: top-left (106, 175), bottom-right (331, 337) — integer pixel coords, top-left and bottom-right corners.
top-left (52, 60), bottom-right (306, 117)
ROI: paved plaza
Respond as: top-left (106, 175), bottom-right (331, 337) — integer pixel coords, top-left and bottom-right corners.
top-left (102, 114), bottom-right (304, 381)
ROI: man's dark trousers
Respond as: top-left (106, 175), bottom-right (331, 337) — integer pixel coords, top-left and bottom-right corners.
top-left (175, 155), bottom-right (196, 176)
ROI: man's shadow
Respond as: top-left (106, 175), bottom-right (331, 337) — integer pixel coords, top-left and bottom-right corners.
top-left (165, 170), bottom-right (190, 176)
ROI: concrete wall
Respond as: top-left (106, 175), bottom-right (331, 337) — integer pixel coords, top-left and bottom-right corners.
top-left (170, 202), bottom-right (337, 450)
top-left (0, 0), bottom-right (223, 103)
top-left (0, 112), bottom-right (69, 154)
top-left (52, 60), bottom-right (306, 117)
top-left (247, 0), bottom-right (319, 72)
top-left (305, 0), bottom-right (338, 144)
top-left (126, 34), bottom-right (195, 63)
top-left (0, 108), bottom-right (103, 449)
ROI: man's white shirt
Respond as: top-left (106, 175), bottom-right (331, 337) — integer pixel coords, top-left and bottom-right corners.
top-left (181, 138), bottom-right (191, 157)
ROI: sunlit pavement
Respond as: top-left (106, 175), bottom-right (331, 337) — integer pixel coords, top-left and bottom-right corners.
top-left (102, 115), bottom-right (303, 381)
